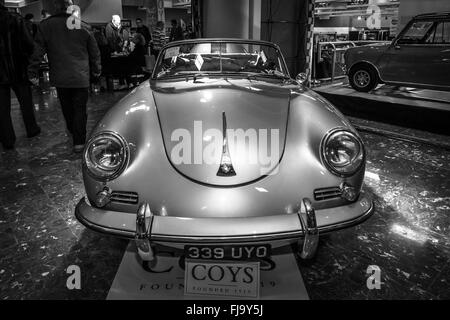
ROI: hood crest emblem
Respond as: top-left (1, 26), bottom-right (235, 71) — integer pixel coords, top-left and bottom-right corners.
top-left (217, 112), bottom-right (236, 177)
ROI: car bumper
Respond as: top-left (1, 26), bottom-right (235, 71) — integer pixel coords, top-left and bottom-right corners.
top-left (75, 194), bottom-right (374, 246)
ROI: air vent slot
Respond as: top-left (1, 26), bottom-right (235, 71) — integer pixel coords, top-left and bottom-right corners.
top-left (110, 191), bottom-right (139, 205)
top-left (314, 187), bottom-right (342, 201)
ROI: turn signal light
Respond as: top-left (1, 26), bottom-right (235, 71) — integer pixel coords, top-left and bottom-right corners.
top-left (95, 188), bottom-right (111, 207)
top-left (340, 183), bottom-right (358, 202)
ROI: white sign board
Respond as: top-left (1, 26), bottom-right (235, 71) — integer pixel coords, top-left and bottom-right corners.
top-left (107, 242), bottom-right (309, 300)
top-left (185, 260), bottom-right (260, 299)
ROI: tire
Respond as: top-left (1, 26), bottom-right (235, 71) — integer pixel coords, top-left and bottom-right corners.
top-left (348, 64), bottom-right (379, 92)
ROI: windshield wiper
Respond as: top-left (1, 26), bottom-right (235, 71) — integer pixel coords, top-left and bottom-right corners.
top-left (246, 72), bottom-right (291, 82)
top-left (191, 73), bottom-right (212, 82)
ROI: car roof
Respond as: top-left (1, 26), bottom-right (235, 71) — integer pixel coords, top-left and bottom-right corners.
top-left (414, 12), bottom-right (450, 20)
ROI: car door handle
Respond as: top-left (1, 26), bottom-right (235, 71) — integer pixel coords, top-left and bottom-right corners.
top-left (394, 45), bottom-right (401, 50)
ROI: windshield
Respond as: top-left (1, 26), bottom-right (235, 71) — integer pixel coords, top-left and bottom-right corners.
top-left (153, 41), bottom-right (289, 80)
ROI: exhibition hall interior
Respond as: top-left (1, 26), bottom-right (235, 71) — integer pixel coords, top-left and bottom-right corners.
top-left (0, 0), bottom-right (449, 302)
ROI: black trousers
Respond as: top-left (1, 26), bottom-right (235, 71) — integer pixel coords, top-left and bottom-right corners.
top-left (0, 83), bottom-right (39, 148)
top-left (56, 87), bottom-right (89, 145)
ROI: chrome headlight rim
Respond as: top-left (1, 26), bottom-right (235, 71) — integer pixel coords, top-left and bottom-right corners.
top-left (83, 131), bottom-right (129, 181)
top-left (321, 127), bottom-right (365, 177)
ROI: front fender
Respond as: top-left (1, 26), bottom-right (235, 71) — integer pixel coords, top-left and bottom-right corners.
top-left (345, 44), bottom-right (389, 74)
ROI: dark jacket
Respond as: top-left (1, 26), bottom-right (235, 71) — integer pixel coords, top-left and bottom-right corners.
top-left (169, 25), bottom-right (184, 42)
top-left (24, 20), bottom-right (37, 38)
top-left (105, 22), bottom-right (129, 53)
top-left (128, 43), bottom-right (146, 72)
top-left (0, 5), bottom-right (35, 85)
top-left (136, 25), bottom-right (152, 45)
top-left (29, 13), bottom-right (101, 88)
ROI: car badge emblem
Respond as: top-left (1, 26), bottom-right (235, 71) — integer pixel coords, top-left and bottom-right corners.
top-left (217, 112), bottom-right (236, 177)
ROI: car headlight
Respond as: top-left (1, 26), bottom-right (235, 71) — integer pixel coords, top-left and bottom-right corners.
top-left (84, 132), bottom-right (129, 180)
top-left (322, 129), bottom-right (364, 177)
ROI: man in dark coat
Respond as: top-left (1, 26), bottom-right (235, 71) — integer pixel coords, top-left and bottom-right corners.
top-left (24, 13), bottom-right (38, 38)
top-left (29, 0), bottom-right (101, 153)
top-left (136, 18), bottom-right (151, 46)
top-left (0, 0), bottom-right (41, 150)
top-left (105, 15), bottom-right (129, 53)
top-left (169, 19), bottom-right (184, 42)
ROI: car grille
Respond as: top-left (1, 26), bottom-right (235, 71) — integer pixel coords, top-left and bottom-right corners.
top-left (110, 191), bottom-right (139, 205)
top-left (314, 187), bottom-right (342, 201)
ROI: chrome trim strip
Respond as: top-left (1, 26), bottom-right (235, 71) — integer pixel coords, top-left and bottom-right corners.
top-left (298, 198), bottom-right (319, 259)
top-left (314, 186), bottom-right (342, 201)
top-left (110, 193), bottom-right (139, 202)
top-left (151, 230), bottom-right (305, 244)
top-left (217, 111), bottom-right (236, 176)
top-left (75, 197), bottom-right (374, 244)
top-left (135, 202), bottom-right (155, 261)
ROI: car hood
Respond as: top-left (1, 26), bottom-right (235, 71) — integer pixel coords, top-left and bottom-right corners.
top-left (347, 42), bottom-right (390, 57)
top-left (152, 79), bottom-right (290, 186)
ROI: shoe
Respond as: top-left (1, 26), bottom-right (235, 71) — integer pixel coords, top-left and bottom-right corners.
top-left (27, 127), bottom-right (41, 138)
top-left (73, 144), bottom-right (85, 153)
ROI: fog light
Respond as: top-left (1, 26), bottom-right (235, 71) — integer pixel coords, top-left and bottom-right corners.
top-left (95, 188), bottom-right (111, 207)
top-left (341, 183), bottom-right (358, 201)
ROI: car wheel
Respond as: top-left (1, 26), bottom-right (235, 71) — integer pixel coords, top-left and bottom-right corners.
top-left (349, 64), bottom-right (378, 92)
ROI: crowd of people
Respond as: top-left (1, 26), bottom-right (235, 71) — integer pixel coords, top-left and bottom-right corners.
top-left (0, 0), bottom-right (194, 153)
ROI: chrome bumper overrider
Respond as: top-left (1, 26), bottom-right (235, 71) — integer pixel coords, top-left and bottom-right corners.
top-left (75, 195), bottom-right (373, 261)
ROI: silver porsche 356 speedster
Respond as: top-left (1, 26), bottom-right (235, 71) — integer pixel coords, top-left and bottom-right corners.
top-left (75, 39), bottom-right (374, 263)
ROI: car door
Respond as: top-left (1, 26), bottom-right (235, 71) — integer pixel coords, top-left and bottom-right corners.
top-left (378, 18), bottom-right (450, 90)
top-left (420, 20), bottom-right (450, 89)
top-left (378, 19), bottom-right (435, 86)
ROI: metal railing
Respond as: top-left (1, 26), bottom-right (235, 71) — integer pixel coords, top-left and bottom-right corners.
top-left (312, 40), bottom-right (390, 84)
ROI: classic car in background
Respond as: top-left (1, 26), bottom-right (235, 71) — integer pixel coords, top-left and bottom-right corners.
top-left (345, 12), bottom-right (450, 92)
top-left (75, 39), bottom-right (374, 266)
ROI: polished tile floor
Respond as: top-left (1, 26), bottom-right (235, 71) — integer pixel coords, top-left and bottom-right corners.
top-left (0, 88), bottom-right (449, 300)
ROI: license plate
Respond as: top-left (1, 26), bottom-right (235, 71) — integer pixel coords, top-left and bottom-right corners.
top-left (184, 260), bottom-right (260, 298)
top-left (185, 244), bottom-right (271, 260)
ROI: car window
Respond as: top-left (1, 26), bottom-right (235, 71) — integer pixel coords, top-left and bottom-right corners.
top-left (425, 21), bottom-right (450, 44)
top-left (398, 20), bottom-right (434, 44)
top-left (153, 41), bottom-right (289, 80)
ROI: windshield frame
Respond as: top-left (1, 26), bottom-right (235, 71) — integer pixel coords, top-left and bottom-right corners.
top-left (151, 38), bottom-right (291, 80)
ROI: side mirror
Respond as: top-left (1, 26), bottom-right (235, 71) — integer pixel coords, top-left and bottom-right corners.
top-left (296, 72), bottom-right (308, 85)
top-left (391, 39), bottom-right (401, 50)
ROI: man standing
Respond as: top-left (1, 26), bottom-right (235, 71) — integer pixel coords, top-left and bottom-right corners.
top-left (29, 0), bottom-right (101, 153)
top-left (136, 18), bottom-right (151, 46)
top-left (0, 0), bottom-right (41, 150)
top-left (24, 13), bottom-right (37, 38)
top-left (169, 19), bottom-right (184, 42)
top-left (105, 15), bottom-right (129, 53)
